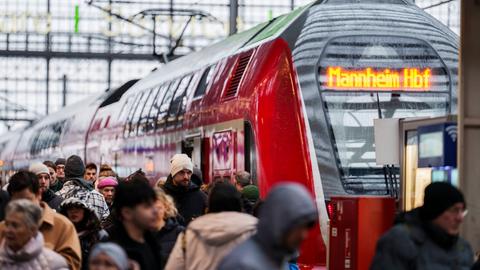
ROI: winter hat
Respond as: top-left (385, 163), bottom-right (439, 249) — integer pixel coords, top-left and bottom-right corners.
top-left (55, 158), bottom-right (66, 166)
top-left (29, 162), bottom-right (50, 176)
top-left (65, 155), bottom-right (86, 178)
top-left (97, 177), bottom-right (118, 189)
top-left (90, 243), bottom-right (129, 270)
top-left (420, 182), bottom-right (465, 221)
top-left (235, 171), bottom-right (252, 187)
top-left (170, 154), bottom-right (193, 177)
top-left (242, 185), bottom-right (259, 201)
top-left (208, 182), bottom-right (242, 213)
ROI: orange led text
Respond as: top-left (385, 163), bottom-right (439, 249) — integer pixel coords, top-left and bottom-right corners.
top-left (326, 67), bottom-right (431, 90)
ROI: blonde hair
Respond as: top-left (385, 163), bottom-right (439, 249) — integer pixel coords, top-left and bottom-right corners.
top-left (154, 188), bottom-right (178, 219)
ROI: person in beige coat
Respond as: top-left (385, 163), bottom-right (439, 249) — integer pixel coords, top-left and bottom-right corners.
top-left (0, 199), bottom-right (68, 270)
top-left (165, 182), bottom-right (257, 270)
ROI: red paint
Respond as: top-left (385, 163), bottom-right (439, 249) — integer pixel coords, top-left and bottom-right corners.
top-left (328, 196), bottom-right (396, 270)
top-left (85, 38), bottom-right (327, 266)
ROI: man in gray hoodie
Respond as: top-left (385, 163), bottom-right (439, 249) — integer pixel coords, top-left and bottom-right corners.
top-left (217, 183), bottom-right (318, 270)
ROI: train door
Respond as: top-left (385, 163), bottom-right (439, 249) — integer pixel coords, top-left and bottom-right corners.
top-left (182, 136), bottom-right (202, 168)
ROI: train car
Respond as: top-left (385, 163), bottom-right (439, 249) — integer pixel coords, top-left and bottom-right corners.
top-left (1, 0), bottom-right (458, 267)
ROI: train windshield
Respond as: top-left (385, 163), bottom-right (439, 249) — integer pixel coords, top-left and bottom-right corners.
top-left (317, 35), bottom-right (452, 195)
top-left (322, 92), bottom-right (448, 194)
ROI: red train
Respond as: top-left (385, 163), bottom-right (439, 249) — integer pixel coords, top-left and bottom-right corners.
top-left (0, 0), bottom-right (458, 268)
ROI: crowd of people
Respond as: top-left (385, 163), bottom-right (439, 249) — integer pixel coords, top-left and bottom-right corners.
top-left (0, 153), bottom-right (318, 270)
top-left (0, 153), bottom-right (478, 269)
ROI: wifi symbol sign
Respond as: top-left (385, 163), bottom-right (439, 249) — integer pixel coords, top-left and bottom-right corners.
top-left (445, 125), bottom-right (457, 142)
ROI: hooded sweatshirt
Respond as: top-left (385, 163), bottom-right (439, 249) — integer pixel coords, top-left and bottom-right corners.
top-left (164, 211), bottom-right (257, 270)
top-left (217, 183), bottom-right (318, 270)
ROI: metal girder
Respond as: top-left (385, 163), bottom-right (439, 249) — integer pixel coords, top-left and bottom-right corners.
top-left (0, 49), bottom-right (169, 60)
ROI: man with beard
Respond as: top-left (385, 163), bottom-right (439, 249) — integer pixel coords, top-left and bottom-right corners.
top-left (162, 154), bottom-right (207, 225)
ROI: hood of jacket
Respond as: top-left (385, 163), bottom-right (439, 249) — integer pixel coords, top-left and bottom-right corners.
top-left (59, 197), bottom-right (99, 220)
top-left (65, 177), bottom-right (94, 191)
top-left (255, 183), bottom-right (318, 260)
top-left (188, 212), bottom-right (257, 246)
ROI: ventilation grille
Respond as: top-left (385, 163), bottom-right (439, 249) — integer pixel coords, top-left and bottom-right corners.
top-left (223, 50), bottom-right (253, 100)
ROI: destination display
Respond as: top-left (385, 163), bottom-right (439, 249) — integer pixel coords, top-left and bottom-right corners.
top-left (317, 35), bottom-right (450, 92)
top-left (326, 67), bottom-right (431, 91)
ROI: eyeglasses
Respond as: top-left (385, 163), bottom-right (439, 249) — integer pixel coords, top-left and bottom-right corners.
top-left (447, 206), bottom-right (468, 218)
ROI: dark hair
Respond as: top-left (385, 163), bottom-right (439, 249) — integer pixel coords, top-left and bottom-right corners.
top-left (7, 170), bottom-right (40, 196)
top-left (208, 182), bottom-right (242, 213)
top-left (86, 163), bottom-right (98, 171)
top-left (43, 160), bottom-right (57, 171)
top-left (114, 175), bottom-right (156, 215)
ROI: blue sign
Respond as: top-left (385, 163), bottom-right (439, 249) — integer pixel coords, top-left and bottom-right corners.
top-left (417, 122), bottom-right (457, 168)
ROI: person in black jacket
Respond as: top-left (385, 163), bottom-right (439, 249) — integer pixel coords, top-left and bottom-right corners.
top-left (0, 190), bottom-right (9, 221)
top-left (108, 174), bottom-right (163, 270)
top-left (371, 182), bottom-right (473, 270)
top-left (59, 198), bottom-right (108, 270)
top-left (162, 154), bottom-right (207, 225)
top-left (154, 188), bottom-right (185, 269)
top-left (29, 162), bottom-right (63, 210)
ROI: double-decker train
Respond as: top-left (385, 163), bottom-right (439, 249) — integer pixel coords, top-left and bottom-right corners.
top-left (0, 0), bottom-right (458, 267)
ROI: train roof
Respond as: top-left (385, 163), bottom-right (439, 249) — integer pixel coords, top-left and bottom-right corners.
top-left (128, 3), bottom-right (313, 93)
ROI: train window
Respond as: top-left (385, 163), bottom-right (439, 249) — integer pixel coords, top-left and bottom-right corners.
top-left (118, 95), bottom-right (135, 126)
top-left (156, 79), bottom-right (180, 130)
top-left (138, 87), bottom-right (161, 136)
top-left (167, 75), bottom-right (193, 126)
top-left (147, 83), bottom-right (169, 133)
top-left (124, 91), bottom-right (145, 138)
top-left (130, 90), bottom-right (152, 137)
top-left (244, 121), bottom-right (257, 185)
top-left (194, 65), bottom-right (216, 98)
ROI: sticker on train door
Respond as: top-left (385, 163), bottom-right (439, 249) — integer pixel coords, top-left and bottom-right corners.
top-left (212, 131), bottom-right (234, 171)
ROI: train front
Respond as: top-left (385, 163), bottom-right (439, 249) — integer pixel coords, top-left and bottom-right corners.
top-left (291, 0), bottom-right (458, 267)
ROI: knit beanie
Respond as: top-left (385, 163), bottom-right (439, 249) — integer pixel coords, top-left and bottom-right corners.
top-left (90, 243), bottom-right (129, 270)
top-left (420, 182), bottom-right (465, 221)
top-left (170, 154), bottom-right (193, 177)
top-left (29, 162), bottom-right (50, 176)
top-left (65, 155), bottom-right (86, 178)
top-left (55, 158), bottom-right (66, 166)
top-left (208, 182), bottom-right (242, 213)
top-left (242, 185), bottom-right (259, 201)
top-left (97, 177), bottom-right (118, 189)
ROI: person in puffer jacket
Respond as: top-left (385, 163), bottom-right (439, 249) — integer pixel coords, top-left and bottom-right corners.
top-left (59, 198), bottom-right (108, 270)
top-left (165, 182), bottom-right (257, 270)
top-left (0, 199), bottom-right (68, 270)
